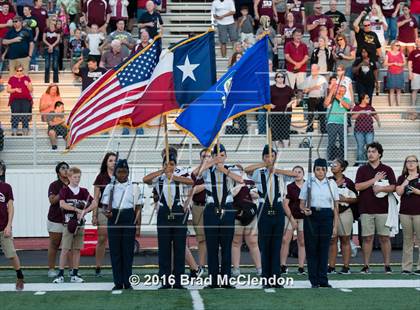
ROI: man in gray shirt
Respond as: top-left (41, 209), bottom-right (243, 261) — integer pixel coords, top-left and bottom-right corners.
top-left (302, 64), bottom-right (328, 133)
top-left (104, 20), bottom-right (135, 55)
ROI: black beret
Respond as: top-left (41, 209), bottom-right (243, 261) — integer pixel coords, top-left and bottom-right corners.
top-left (262, 144), bottom-right (277, 157)
top-left (115, 159), bottom-right (129, 171)
top-left (314, 158), bottom-right (328, 169)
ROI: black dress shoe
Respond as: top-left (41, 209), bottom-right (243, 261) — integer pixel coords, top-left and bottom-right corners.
top-left (311, 284), bottom-right (320, 288)
top-left (221, 284), bottom-right (235, 289)
top-left (158, 284), bottom-right (171, 289)
top-left (124, 285), bottom-right (133, 290)
top-left (319, 283), bottom-right (332, 288)
top-left (173, 284), bottom-right (186, 289)
top-left (112, 285), bottom-right (123, 290)
top-left (272, 284), bottom-right (284, 289)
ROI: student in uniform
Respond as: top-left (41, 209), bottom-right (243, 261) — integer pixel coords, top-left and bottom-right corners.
top-left (244, 145), bottom-right (297, 288)
top-left (299, 158), bottom-right (339, 288)
top-left (189, 148), bottom-right (212, 276)
top-left (328, 159), bottom-right (358, 275)
top-left (280, 165), bottom-right (306, 276)
top-left (101, 159), bottom-right (142, 290)
top-left (53, 167), bottom-right (96, 283)
top-left (47, 162), bottom-right (72, 278)
top-left (0, 160), bottom-right (25, 291)
top-left (196, 144), bottom-right (243, 288)
top-left (143, 150), bottom-right (194, 289)
top-left (92, 152), bottom-right (117, 277)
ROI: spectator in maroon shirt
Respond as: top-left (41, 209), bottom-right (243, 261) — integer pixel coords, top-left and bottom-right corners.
top-left (397, 4), bottom-right (419, 56)
top-left (355, 142), bottom-right (396, 274)
top-left (395, 155), bottom-right (420, 275)
top-left (92, 152), bottom-right (116, 277)
top-left (346, 0), bottom-right (373, 26)
top-left (254, 0), bottom-right (278, 27)
top-left (306, 2), bottom-right (334, 44)
top-left (280, 165), bottom-right (306, 275)
top-left (47, 162), bottom-right (71, 278)
top-left (408, 38), bottom-right (420, 107)
top-left (351, 93), bottom-right (380, 165)
top-left (284, 28), bottom-right (308, 90)
top-left (99, 39), bottom-right (129, 69)
top-left (278, 11), bottom-right (304, 45)
top-left (82, 0), bottom-right (112, 32)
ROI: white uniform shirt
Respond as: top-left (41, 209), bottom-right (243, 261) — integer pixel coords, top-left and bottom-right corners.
top-left (251, 168), bottom-right (286, 204)
top-left (211, 0), bottom-right (236, 25)
top-left (299, 176), bottom-right (339, 209)
top-left (101, 180), bottom-right (143, 209)
top-left (201, 165), bottom-right (240, 204)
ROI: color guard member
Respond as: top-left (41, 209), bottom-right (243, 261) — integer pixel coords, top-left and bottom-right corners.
top-left (143, 151), bottom-right (194, 289)
top-left (245, 145), bottom-right (296, 288)
top-left (101, 159), bottom-right (142, 290)
top-left (299, 158), bottom-right (339, 288)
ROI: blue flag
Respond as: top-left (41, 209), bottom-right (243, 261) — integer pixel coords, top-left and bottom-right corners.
top-left (171, 31), bottom-right (217, 106)
top-left (175, 36), bottom-right (270, 147)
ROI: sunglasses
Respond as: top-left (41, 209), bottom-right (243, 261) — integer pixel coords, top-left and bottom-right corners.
top-left (16, 69), bottom-right (23, 72)
top-left (330, 163), bottom-right (338, 167)
top-left (276, 75), bottom-right (284, 79)
top-left (13, 20), bottom-right (19, 23)
top-left (363, 24), bottom-right (371, 27)
top-left (406, 160), bottom-right (418, 164)
top-left (315, 7), bottom-right (322, 9)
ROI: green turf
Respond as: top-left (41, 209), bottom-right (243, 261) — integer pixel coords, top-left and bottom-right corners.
top-left (0, 267), bottom-right (418, 283)
top-left (0, 289), bottom-right (419, 310)
top-left (200, 288), bottom-right (420, 310)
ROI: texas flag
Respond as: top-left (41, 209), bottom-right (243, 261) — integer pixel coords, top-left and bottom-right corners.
top-left (127, 30), bottom-right (216, 127)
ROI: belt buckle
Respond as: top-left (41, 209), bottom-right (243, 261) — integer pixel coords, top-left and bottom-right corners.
top-left (216, 207), bottom-right (224, 217)
top-left (167, 212), bottom-right (175, 221)
top-left (314, 207), bottom-right (321, 212)
top-left (267, 208), bottom-right (277, 216)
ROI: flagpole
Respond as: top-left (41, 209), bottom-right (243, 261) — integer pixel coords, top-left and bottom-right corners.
top-left (266, 106), bottom-right (273, 162)
top-left (164, 114), bottom-right (170, 163)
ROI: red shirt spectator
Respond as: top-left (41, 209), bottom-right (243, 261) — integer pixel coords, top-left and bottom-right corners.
top-left (408, 47), bottom-right (420, 74)
top-left (352, 104), bottom-right (376, 132)
top-left (0, 3), bottom-right (15, 39)
top-left (411, 0), bottom-right (420, 15)
top-left (286, 181), bottom-right (304, 219)
top-left (380, 0), bottom-right (402, 18)
top-left (254, 0), bottom-right (276, 20)
top-left (397, 14), bottom-right (418, 43)
top-left (7, 75), bottom-right (32, 106)
top-left (83, 0), bottom-right (112, 28)
top-left (284, 39), bottom-right (308, 73)
top-left (386, 50), bottom-right (405, 74)
top-left (110, 0), bottom-right (129, 21)
top-left (0, 181), bottom-right (13, 232)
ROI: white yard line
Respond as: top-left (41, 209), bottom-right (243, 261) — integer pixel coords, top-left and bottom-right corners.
top-left (0, 280), bottom-right (419, 292)
top-left (190, 290), bottom-right (205, 310)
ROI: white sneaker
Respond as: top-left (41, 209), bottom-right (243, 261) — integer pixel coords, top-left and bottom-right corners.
top-left (53, 276), bottom-right (64, 283)
top-left (71, 275), bottom-right (84, 283)
top-left (232, 267), bottom-right (241, 277)
top-left (48, 269), bottom-right (57, 278)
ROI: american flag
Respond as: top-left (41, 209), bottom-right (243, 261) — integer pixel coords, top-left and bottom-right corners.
top-left (67, 37), bottom-right (161, 148)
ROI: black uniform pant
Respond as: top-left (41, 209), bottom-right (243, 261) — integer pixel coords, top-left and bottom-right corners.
top-left (257, 203), bottom-right (285, 281)
top-left (307, 97), bottom-right (327, 133)
top-left (107, 209), bottom-right (136, 287)
top-left (157, 206), bottom-right (187, 286)
top-left (204, 203), bottom-right (235, 286)
top-left (304, 208), bottom-right (334, 286)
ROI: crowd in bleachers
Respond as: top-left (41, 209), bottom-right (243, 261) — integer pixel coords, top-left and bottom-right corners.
top-left (0, 0), bottom-right (418, 157)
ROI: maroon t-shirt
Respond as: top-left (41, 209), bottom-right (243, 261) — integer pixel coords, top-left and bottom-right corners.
top-left (288, 1), bottom-right (304, 24)
top-left (83, 0), bottom-right (112, 27)
top-left (191, 173), bottom-right (206, 205)
top-left (355, 163), bottom-right (396, 214)
top-left (0, 182), bottom-right (13, 232)
top-left (48, 179), bottom-right (67, 223)
top-left (59, 186), bottom-right (93, 223)
top-left (352, 104), bottom-right (376, 132)
top-left (0, 12), bottom-right (15, 39)
top-left (397, 15), bottom-right (418, 43)
top-left (279, 22), bottom-right (304, 45)
top-left (284, 41), bottom-right (308, 72)
top-left (233, 179), bottom-right (256, 211)
top-left (408, 49), bottom-right (420, 74)
top-left (380, 0), bottom-right (402, 18)
top-left (271, 84), bottom-right (294, 112)
top-left (397, 175), bottom-right (420, 215)
top-left (257, 0), bottom-right (275, 19)
top-left (44, 27), bottom-right (60, 46)
top-left (306, 14), bottom-right (334, 42)
top-left (351, 0), bottom-right (373, 14)
top-left (32, 7), bottom-right (48, 34)
top-left (7, 75), bottom-right (32, 106)
top-left (286, 181), bottom-right (304, 219)
top-left (93, 172), bottom-right (111, 208)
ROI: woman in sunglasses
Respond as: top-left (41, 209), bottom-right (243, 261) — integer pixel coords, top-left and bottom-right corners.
top-left (384, 40), bottom-right (406, 106)
top-left (6, 63), bottom-right (33, 136)
top-left (333, 35), bottom-right (355, 77)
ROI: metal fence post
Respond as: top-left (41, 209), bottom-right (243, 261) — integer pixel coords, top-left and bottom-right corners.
top-left (33, 113), bottom-right (37, 166)
top-left (189, 136), bottom-right (193, 167)
top-left (343, 111), bottom-right (348, 161)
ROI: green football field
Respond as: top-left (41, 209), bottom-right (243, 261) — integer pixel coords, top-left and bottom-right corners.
top-left (0, 267), bottom-right (419, 310)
